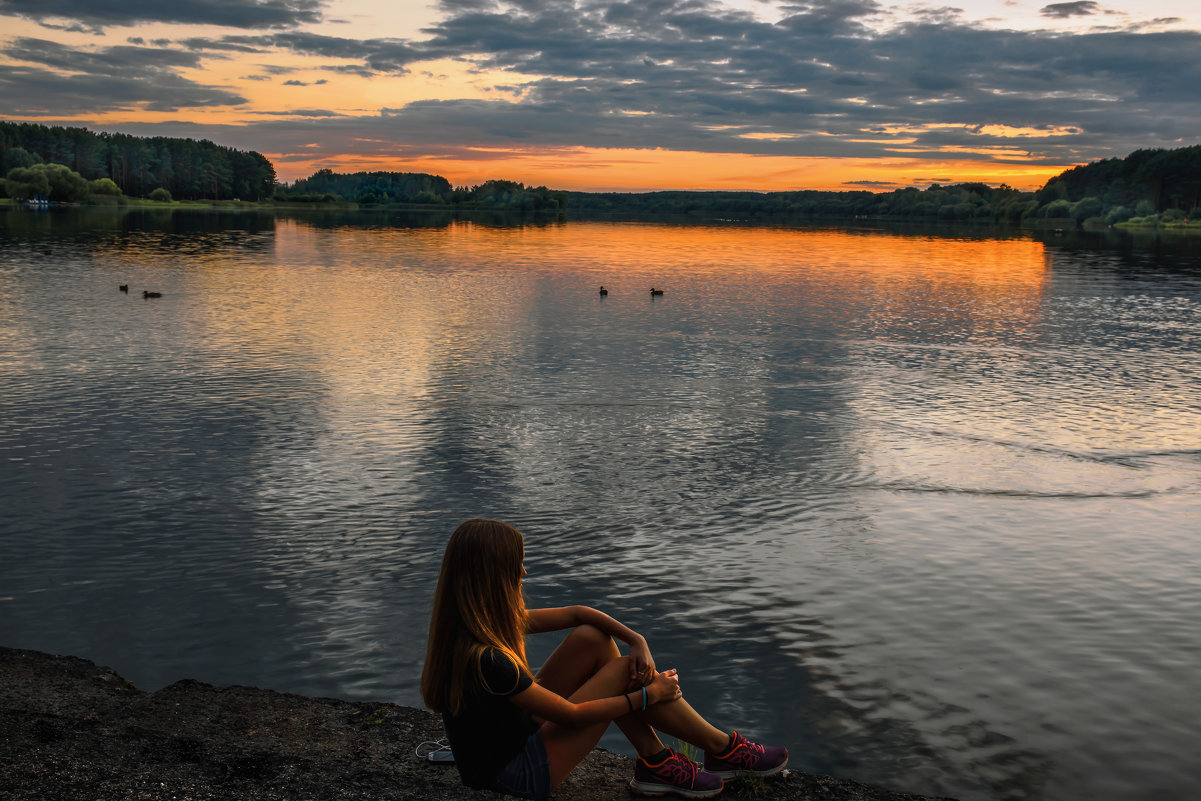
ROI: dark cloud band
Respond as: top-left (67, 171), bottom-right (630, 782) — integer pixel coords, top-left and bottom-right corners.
top-left (2, 0), bottom-right (1198, 177)
top-left (0, 0), bottom-right (323, 30)
top-left (1040, 1), bottom-right (1102, 18)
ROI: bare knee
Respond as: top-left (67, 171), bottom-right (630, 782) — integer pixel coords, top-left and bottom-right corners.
top-left (536, 624), bottom-right (625, 694)
top-left (573, 624), bottom-right (610, 645)
top-left (566, 624), bottom-right (621, 660)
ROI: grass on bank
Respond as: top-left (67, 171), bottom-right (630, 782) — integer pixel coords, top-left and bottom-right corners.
top-left (1115, 216), bottom-right (1201, 230)
top-left (5, 194), bottom-right (1200, 231)
top-left (4, 195), bottom-right (553, 213)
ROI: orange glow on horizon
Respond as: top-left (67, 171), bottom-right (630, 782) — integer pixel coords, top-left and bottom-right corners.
top-left (4, 99), bottom-right (1076, 191)
top-left (268, 146), bottom-right (1072, 192)
top-left (0, 8), bottom-right (1076, 195)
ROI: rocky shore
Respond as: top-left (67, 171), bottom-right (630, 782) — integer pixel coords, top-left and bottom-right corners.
top-left (1, 646), bottom-right (951, 801)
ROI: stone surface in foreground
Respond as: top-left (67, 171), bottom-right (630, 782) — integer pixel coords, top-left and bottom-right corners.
top-left (0, 646), bottom-right (953, 801)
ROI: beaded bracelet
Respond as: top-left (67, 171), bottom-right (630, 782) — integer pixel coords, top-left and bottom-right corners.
top-left (641, 686), bottom-right (648, 711)
top-left (625, 692), bottom-right (634, 713)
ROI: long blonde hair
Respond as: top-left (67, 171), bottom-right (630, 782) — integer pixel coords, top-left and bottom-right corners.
top-left (421, 519), bottom-right (530, 715)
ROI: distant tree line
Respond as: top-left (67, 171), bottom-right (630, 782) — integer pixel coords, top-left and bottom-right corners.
top-left (1032, 145), bottom-right (1201, 227)
top-left (277, 170), bottom-right (569, 211)
top-left (568, 147), bottom-right (1201, 226)
top-left (275, 169), bottom-right (450, 204)
top-left (2, 120), bottom-right (1196, 226)
top-left (0, 121), bottom-right (275, 201)
top-left (566, 184), bottom-right (1036, 222)
top-left (568, 146), bottom-right (1200, 226)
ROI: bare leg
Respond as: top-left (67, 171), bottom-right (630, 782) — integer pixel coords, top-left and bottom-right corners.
top-left (533, 626), bottom-right (731, 790)
top-left (536, 625), bottom-right (663, 760)
top-left (535, 624), bottom-right (623, 698)
top-left (633, 694), bottom-right (729, 754)
top-left (540, 655), bottom-right (652, 789)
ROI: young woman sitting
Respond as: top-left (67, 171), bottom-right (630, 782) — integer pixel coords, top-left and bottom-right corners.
top-left (421, 518), bottom-right (788, 799)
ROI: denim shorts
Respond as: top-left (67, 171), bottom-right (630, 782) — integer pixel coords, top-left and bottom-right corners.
top-left (492, 729), bottom-right (551, 800)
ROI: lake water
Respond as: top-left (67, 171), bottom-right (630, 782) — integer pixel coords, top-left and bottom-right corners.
top-left (1, 208), bottom-right (1199, 801)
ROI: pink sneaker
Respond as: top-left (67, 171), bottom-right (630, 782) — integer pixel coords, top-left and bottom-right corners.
top-left (629, 748), bottom-right (724, 798)
top-left (703, 731), bottom-right (788, 779)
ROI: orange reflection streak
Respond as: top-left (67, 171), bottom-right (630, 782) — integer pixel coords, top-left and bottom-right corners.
top-left (83, 219), bottom-right (1050, 416)
top-left (431, 221), bottom-right (1047, 281)
top-left (77, 218), bottom-right (1056, 512)
top-left (425, 221), bottom-right (1052, 344)
top-left (251, 223), bottom-right (1052, 499)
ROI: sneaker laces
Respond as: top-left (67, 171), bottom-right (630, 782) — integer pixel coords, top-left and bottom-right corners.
top-left (727, 736), bottom-right (765, 767)
top-left (655, 749), bottom-right (699, 785)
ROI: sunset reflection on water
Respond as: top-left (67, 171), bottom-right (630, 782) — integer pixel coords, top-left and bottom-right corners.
top-left (3, 211), bottom-right (1198, 801)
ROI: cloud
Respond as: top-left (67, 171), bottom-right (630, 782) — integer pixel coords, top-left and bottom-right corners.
top-left (0, 38), bottom-right (245, 114)
top-left (1109, 16), bottom-right (1183, 31)
top-left (4, 37), bottom-right (207, 73)
top-left (0, 0), bottom-right (324, 31)
top-left (366, 1), bottom-right (1201, 165)
top-left (3, 0), bottom-right (1199, 184)
top-left (0, 65), bottom-right (246, 115)
top-left (92, 0), bottom-right (1200, 175)
top-left (1039, 1), bottom-right (1101, 18)
top-left (179, 37), bottom-right (268, 53)
top-left (271, 32), bottom-right (419, 72)
top-left (846, 180), bottom-right (902, 187)
top-left (906, 5), bottom-right (966, 24)
top-left (251, 108), bottom-right (345, 117)
top-left (179, 32), bottom-right (420, 74)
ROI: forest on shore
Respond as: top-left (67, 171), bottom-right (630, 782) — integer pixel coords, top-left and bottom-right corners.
top-left (3, 120), bottom-right (1199, 227)
top-left (0, 121), bottom-right (274, 203)
top-left (276, 168), bottom-right (569, 212)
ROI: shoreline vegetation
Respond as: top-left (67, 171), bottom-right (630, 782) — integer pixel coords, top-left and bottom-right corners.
top-left (1, 646), bottom-right (953, 801)
top-left (2, 195), bottom-right (1196, 233)
top-left (2, 121), bottom-right (1199, 231)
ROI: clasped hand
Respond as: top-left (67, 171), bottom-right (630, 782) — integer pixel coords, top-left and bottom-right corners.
top-left (628, 638), bottom-right (656, 687)
top-left (627, 667), bottom-right (682, 707)
top-left (646, 668), bottom-right (682, 704)
top-left (627, 637), bottom-right (682, 704)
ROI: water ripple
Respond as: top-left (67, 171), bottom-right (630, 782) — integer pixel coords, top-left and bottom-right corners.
top-left (2, 213), bottom-right (1200, 801)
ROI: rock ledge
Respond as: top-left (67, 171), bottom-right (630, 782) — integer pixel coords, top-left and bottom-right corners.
top-left (0, 646), bottom-right (952, 801)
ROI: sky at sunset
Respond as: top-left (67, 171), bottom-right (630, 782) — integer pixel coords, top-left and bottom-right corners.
top-left (1, 0), bottom-right (1199, 192)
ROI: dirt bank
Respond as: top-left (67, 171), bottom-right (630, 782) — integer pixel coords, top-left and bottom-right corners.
top-left (0, 646), bottom-right (952, 801)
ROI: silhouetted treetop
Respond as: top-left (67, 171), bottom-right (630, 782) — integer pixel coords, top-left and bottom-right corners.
top-left (0, 120), bottom-right (275, 201)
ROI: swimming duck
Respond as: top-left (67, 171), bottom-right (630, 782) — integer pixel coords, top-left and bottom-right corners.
top-left (599, 286), bottom-right (608, 296)
top-left (143, 290), bottom-right (162, 298)
top-left (650, 288), bottom-right (664, 295)
top-left (119, 284), bottom-right (128, 293)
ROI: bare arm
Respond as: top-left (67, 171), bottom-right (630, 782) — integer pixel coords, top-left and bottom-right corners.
top-left (526, 605), bottom-right (639, 638)
top-left (527, 606), bottom-right (656, 685)
top-left (510, 669), bottom-right (680, 727)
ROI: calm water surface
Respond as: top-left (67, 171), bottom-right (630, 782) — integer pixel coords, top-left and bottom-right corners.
top-left (1, 209), bottom-right (1199, 801)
